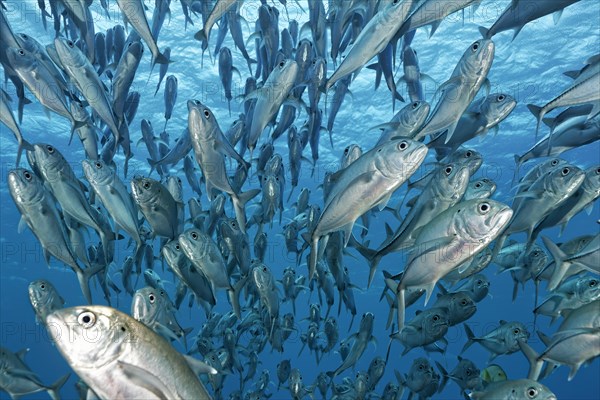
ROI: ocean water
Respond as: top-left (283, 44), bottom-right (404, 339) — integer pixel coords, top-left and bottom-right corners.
top-left (0, 0), bottom-right (599, 399)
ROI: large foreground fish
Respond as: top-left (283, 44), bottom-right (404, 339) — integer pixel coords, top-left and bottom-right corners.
top-left (47, 305), bottom-right (215, 399)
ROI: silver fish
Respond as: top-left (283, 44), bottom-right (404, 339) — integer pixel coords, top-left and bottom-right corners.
top-left (47, 305), bottom-right (214, 399)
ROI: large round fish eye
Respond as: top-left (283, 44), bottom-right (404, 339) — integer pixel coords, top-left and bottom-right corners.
top-left (465, 150), bottom-right (473, 157)
top-left (471, 42), bottom-right (479, 52)
top-left (46, 145), bottom-right (54, 154)
top-left (412, 102), bottom-right (419, 109)
top-left (551, 159), bottom-right (559, 166)
top-left (478, 202), bottom-right (490, 214)
top-left (444, 166), bottom-right (453, 175)
top-left (143, 181), bottom-right (150, 189)
top-left (398, 141), bottom-right (408, 150)
top-left (17, 49), bottom-right (25, 56)
top-left (23, 171), bottom-right (32, 181)
top-left (66, 40), bottom-right (74, 48)
top-left (191, 231), bottom-right (198, 240)
top-left (203, 109), bottom-right (210, 119)
top-left (527, 387), bottom-right (538, 398)
top-left (148, 293), bottom-right (155, 303)
top-left (77, 311), bottom-right (96, 328)
top-left (561, 167), bottom-right (570, 176)
top-left (279, 61), bottom-right (285, 68)
top-left (475, 182), bottom-right (482, 188)
top-left (497, 94), bottom-right (505, 101)
top-left (95, 162), bottom-right (102, 169)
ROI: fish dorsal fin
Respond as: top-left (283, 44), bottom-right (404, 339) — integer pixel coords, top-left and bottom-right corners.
top-left (499, 320), bottom-right (507, 325)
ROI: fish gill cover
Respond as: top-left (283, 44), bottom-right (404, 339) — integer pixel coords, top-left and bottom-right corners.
top-left (0, 0), bottom-right (599, 399)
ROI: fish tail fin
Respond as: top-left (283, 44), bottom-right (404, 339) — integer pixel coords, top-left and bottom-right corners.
top-left (16, 139), bottom-right (34, 167)
top-left (518, 339), bottom-right (543, 381)
top-left (435, 361), bottom-right (449, 393)
top-left (232, 188), bottom-right (260, 234)
top-left (147, 158), bottom-right (157, 175)
top-left (461, 324), bottom-right (476, 354)
top-left (512, 154), bottom-right (522, 184)
top-left (154, 51), bottom-right (171, 65)
top-left (308, 234), bottom-right (319, 281)
top-left (526, 104), bottom-right (544, 142)
top-left (541, 236), bottom-right (568, 291)
top-left (228, 275), bottom-right (248, 320)
top-left (478, 26), bottom-right (490, 38)
top-left (75, 263), bottom-right (105, 304)
top-left (348, 235), bottom-right (381, 288)
top-left (46, 372), bottom-right (71, 400)
top-left (194, 29), bottom-right (207, 43)
top-left (69, 120), bottom-right (86, 145)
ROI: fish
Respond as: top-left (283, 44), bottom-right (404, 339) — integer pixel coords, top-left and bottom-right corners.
top-left (218, 47), bottom-right (238, 116)
top-left (543, 233), bottom-right (600, 290)
top-left (327, 312), bottom-right (376, 379)
top-left (82, 159), bottom-right (143, 262)
top-left (389, 307), bottom-right (450, 357)
top-left (463, 178), bottom-right (497, 200)
top-left (54, 37), bottom-right (125, 153)
top-left (112, 41), bottom-right (144, 128)
top-left (469, 379), bottom-right (556, 400)
top-left (7, 47), bottom-right (84, 136)
top-left (47, 305), bottom-right (214, 399)
top-left (130, 176), bottom-right (180, 239)
top-left (308, 138), bottom-right (428, 281)
top-left (8, 168), bottom-right (102, 304)
top-left (246, 59), bottom-right (299, 156)
top-left (414, 39), bottom-right (495, 142)
top-left (30, 143), bottom-right (116, 264)
top-left (116, 0), bottom-right (169, 66)
top-left (0, 347), bottom-right (70, 400)
top-left (0, 89), bottom-right (30, 166)
top-left (462, 320), bottom-right (530, 361)
top-left (28, 279), bottom-right (65, 324)
top-left (391, 199), bottom-right (512, 331)
top-left (178, 228), bottom-right (245, 318)
top-left (436, 356), bottom-right (482, 396)
top-left (325, 0), bottom-right (417, 91)
top-left (194, 0), bottom-right (237, 46)
top-left (163, 74), bottom-right (178, 130)
top-left (479, 0), bottom-right (582, 40)
top-left (187, 99), bottom-right (259, 233)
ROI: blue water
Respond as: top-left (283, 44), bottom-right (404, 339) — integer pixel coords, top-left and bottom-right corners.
top-left (1, 0), bottom-right (599, 399)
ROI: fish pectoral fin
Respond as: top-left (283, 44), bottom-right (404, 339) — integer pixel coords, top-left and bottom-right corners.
top-left (183, 354), bottom-right (218, 375)
top-left (154, 323), bottom-right (180, 342)
top-left (116, 361), bottom-right (175, 400)
top-left (18, 216), bottom-right (29, 234)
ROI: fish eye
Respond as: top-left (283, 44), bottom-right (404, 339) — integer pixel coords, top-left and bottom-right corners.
top-left (46, 145), bottom-right (54, 153)
top-left (477, 280), bottom-right (482, 285)
top-left (551, 159), bottom-right (559, 166)
top-left (418, 365), bottom-right (424, 370)
top-left (527, 387), bottom-right (538, 398)
top-left (77, 311), bottom-right (96, 328)
top-left (561, 167), bottom-right (570, 176)
top-left (344, 147), bottom-right (349, 155)
top-left (143, 181), bottom-right (150, 189)
top-left (279, 61), bottom-right (285, 68)
top-left (175, 244), bottom-right (180, 250)
top-left (23, 171), bottom-right (32, 181)
top-left (203, 109), bottom-right (210, 119)
top-left (393, 0), bottom-right (400, 4)
top-left (398, 141), bottom-right (408, 150)
top-left (40, 283), bottom-right (45, 289)
top-left (478, 202), bottom-right (490, 213)
top-left (191, 232), bottom-right (198, 240)
top-left (475, 183), bottom-right (482, 188)
top-left (262, 266), bottom-right (267, 272)
top-left (596, 167), bottom-right (600, 174)
top-left (412, 102), bottom-right (419, 109)
top-left (590, 280), bottom-right (597, 287)
top-left (445, 166), bottom-right (453, 175)
top-left (66, 40), bottom-right (74, 48)
top-left (461, 299), bottom-right (467, 305)
top-left (533, 251), bottom-right (539, 256)
top-left (465, 150), bottom-right (473, 157)
top-left (433, 315), bottom-right (439, 322)
top-left (159, 290), bottom-right (164, 296)
top-left (513, 328), bottom-right (520, 334)
top-left (466, 369), bottom-right (472, 376)
top-left (95, 162), bottom-right (102, 169)
top-left (471, 42), bottom-right (479, 52)
top-left (497, 94), bottom-right (505, 101)
top-left (149, 294), bottom-right (155, 303)
top-left (18, 49), bottom-right (25, 56)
